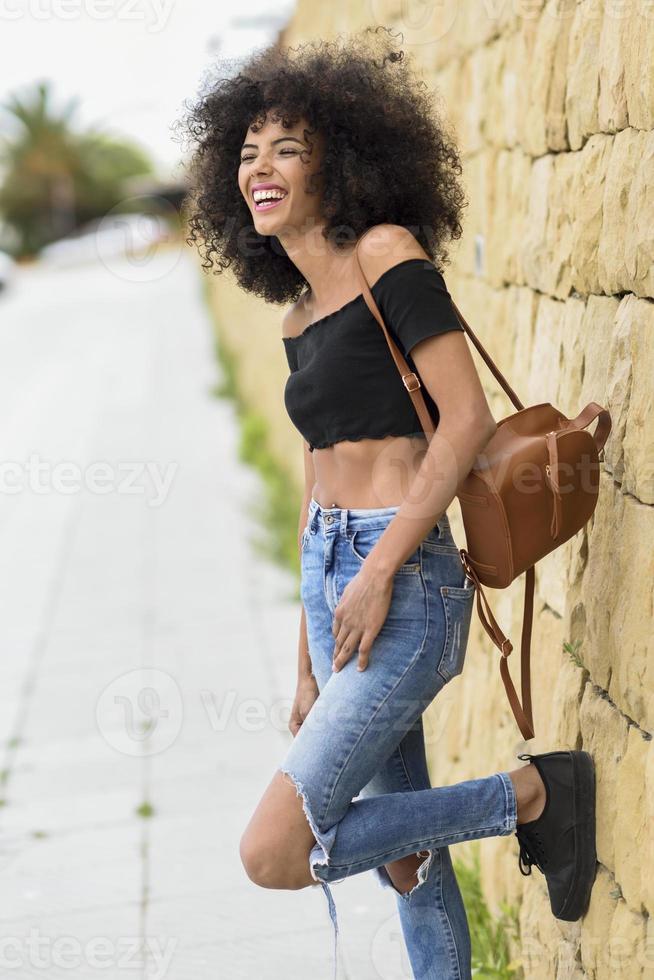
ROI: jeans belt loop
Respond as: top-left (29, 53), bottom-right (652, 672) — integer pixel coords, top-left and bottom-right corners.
top-left (339, 508), bottom-right (348, 536)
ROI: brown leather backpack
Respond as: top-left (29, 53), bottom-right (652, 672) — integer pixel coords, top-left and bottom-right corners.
top-left (354, 238), bottom-right (612, 740)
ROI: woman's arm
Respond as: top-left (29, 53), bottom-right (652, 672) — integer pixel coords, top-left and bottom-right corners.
top-left (349, 224), bottom-right (497, 577)
top-left (329, 225), bottom-right (497, 671)
top-left (359, 328), bottom-right (496, 579)
top-left (330, 332), bottom-right (495, 672)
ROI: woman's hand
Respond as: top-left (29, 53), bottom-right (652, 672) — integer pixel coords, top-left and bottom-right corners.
top-left (331, 566), bottom-right (394, 673)
top-left (288, 672), bottom-right (320, 737)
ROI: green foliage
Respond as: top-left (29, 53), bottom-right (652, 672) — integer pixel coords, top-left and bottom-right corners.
top-left (135, 801), bottom-right (154, 819)
top-left (563, 639), bottom-right (584, 669)
top-left (206, 289), bottom-right (302, 593)
top-left (0, 80), bottom-right (153, 256)
top-left (452, 843), bottom-right (523, 979)
top-left (209, 324), bottom-right (240, 404)
top-left (71, 131), bottom-right (153, 218)
top-left (238, 410), bottom-right (302, 585)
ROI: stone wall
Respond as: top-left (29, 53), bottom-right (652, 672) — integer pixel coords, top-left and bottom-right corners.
top-left (208, 1), bottom-right (654, 974)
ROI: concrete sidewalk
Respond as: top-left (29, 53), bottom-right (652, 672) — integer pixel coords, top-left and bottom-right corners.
top-left (0, 249), bottom-right (405, 979)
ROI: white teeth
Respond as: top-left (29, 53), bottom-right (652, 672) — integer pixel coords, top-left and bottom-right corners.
top-left (253, 189), bottom-right (287, 202)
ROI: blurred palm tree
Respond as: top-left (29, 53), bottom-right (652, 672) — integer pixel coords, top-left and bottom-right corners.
top-left (0, 80), bottom-right (154, 257)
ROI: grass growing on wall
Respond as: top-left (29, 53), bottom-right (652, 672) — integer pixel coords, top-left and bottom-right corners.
top-left (239, 409), bottom-right (303, 583)
top-left (453, 843), bottom-right (523, 979)
top-left (206, 288), bottom-right (302, 594)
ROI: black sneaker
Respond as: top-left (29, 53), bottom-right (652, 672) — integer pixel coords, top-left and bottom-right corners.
top-left (514, 749), bottom-right (597, 921)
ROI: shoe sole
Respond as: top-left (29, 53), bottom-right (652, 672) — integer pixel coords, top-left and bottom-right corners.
top-left (555, 749), bottom-right (597, 921)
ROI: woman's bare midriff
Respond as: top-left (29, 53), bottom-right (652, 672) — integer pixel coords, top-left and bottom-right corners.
top-left (310, 434), bottom-right (430, 508)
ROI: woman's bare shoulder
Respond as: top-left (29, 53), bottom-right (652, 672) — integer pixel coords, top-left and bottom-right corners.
top-left (356, 224), bottom-right (431, 282)
top-left (281, 292), bottom-right (310, 339)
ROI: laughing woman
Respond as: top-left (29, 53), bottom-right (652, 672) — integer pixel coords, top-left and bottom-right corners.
top-left (182, 28), bottom-right (597, 980)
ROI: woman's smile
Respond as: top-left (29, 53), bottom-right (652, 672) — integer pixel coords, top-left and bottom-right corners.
top-left (253, 194), bottom-right (288, 212)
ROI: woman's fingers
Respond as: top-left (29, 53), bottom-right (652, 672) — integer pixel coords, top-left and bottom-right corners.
top-left (332, 622), bottom-right (378, 673)
top-left (356, 632), bottom-right (375, 672)
top-left (331, 572), bottom-right (390, 673)
top-left (332, 630), bottom-right (375, 672)
top-left (332, 623), bottom-right (364, 672)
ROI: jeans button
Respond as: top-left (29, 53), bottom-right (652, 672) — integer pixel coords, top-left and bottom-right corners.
top-left (324, 514), bottom-right (334, 524)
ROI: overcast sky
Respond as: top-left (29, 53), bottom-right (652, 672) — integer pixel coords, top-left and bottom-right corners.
top-left (0, 0), bottom-right (295, 180)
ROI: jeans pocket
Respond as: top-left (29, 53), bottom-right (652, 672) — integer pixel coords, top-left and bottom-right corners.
top-left (349, 526), bottom-right (420, 573)
top-left (436, 580), bottom-right (475, 682)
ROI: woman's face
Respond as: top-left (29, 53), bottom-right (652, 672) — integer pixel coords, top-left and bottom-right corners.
top-left (238, 110), bottom-right (324, 236)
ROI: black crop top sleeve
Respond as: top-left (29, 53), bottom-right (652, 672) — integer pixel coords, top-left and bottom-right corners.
top-left (281, 257), bottom-right (466, 453)
top-left (371, 258), bottom-right (463, 357)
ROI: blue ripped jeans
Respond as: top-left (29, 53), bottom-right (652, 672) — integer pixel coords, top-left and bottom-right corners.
top-left (278, 498), bottom-right (518, 980)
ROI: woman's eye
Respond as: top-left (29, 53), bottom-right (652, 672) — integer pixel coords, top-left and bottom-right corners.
top-left (240, 148), bottom-right (297, 164)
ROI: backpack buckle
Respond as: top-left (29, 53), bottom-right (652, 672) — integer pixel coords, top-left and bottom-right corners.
top-left (402, 372), bottom-right (421, 392)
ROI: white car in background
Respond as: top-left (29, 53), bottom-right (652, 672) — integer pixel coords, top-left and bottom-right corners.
top-left (0, 250), bottom-right (15, 292)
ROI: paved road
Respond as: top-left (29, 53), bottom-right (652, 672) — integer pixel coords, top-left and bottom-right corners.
top-left (0, 248), bottom-right (408, 979)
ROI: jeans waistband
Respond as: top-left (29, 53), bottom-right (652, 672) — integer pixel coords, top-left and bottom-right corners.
top-left (307, 496), bottom-right (451, 536)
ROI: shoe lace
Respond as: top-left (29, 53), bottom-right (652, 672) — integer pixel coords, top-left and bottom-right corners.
top-left (515, 751), bottom-right (549, 876)
top-left (516, 827), bottom-right (547, 876)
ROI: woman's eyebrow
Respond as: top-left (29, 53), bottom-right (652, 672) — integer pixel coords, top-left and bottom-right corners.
top-left (241, 136), bottom-right (305, 150)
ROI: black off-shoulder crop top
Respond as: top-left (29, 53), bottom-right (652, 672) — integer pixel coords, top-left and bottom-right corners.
top-left (282, 258), bottom-right (464, 452)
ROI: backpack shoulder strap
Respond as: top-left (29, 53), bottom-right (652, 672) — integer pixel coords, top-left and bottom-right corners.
top-left (353, 231), bottom-right (525, 411)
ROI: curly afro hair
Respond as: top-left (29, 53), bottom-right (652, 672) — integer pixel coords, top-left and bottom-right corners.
top-left (178, 26), bottom-right (467, 306)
